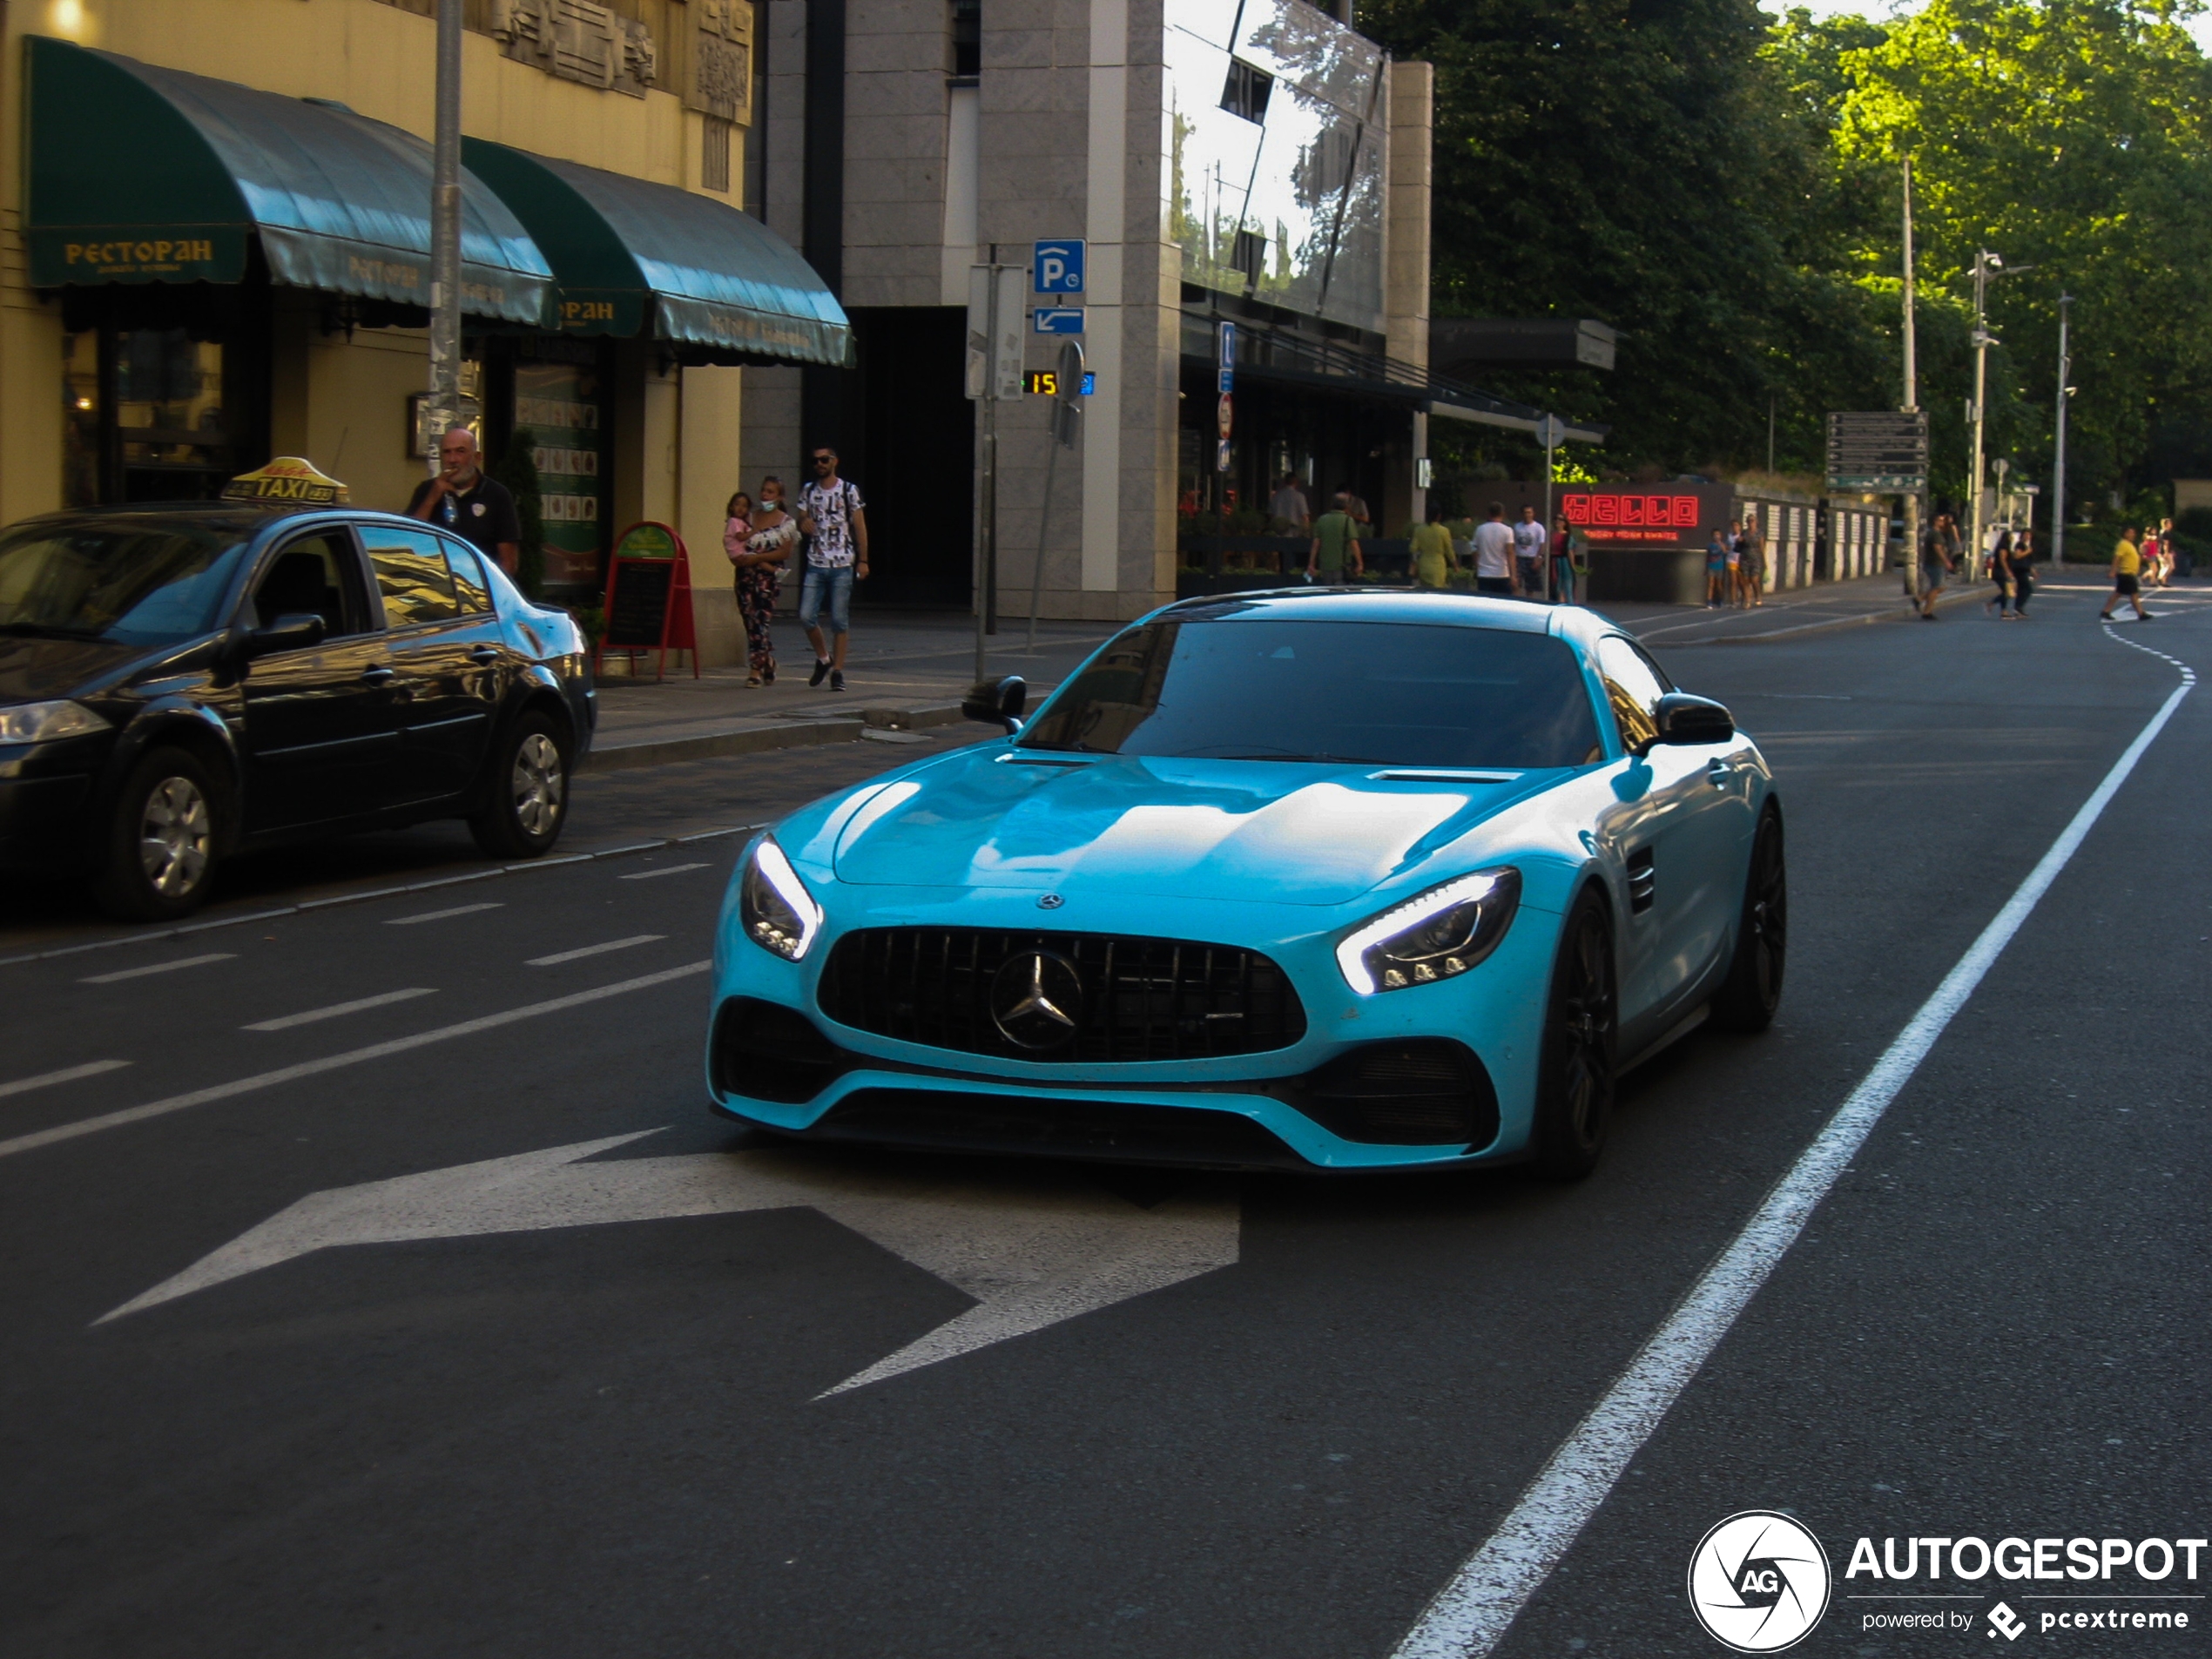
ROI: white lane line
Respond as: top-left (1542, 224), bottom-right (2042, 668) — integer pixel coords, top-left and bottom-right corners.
top-left (385, 902), bottom-right (503, 927)
top-left (0, 1060), bottom-right (132, 1101)
top-left (79, 953), bottom-right (234, 985)
top-left (242, 988), bottom-right (437, 1032)
top-left (1392, 650), bottom-right (2195, 1659)
top-left (618, 863), bottom-right (710, 881)
top-left (0, 961), bottom-right (711, 1162)
top-left (526, 934), bottom-right (664, 966)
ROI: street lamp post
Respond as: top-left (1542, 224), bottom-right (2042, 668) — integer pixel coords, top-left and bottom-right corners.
top-left (1966, 249), bottom-right (2032, 577)
top-left (2053, 294), bottom-right (2073, 566)
top-left (426, 0), bottom-right (464, 465)
top-left (1900, 157), bottom-right (1920, 590)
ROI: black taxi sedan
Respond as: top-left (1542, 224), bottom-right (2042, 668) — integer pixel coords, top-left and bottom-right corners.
top-left (0, 501), bottom-right (594, 920)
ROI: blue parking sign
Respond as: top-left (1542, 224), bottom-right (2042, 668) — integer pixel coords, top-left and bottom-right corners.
top-left (1033, 239), bottom-right (1085, 293)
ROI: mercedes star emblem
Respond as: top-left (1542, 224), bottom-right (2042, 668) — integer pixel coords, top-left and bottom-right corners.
top-left (990, 951), bottom-right (1082, 1049)
top-left (1036, 894), bottom-right (1064, 909)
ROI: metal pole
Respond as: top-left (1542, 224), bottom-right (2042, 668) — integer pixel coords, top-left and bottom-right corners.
top-left (1542, 434), bottom-right (1555, 603)
top-left (2053, 294), bottom-right (2072, 566)
top-left (1901, 156), bottom-right (1920, 592)
top-left (977, 395), bottom-right (995, 684)
top-left (427, 0), bottom-right (463, 465)
top-left (1969, 250), bottom-right (1991, 583)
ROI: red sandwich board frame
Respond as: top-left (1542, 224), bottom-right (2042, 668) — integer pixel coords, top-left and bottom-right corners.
top-left (597, 521), bottom-right (698, 682)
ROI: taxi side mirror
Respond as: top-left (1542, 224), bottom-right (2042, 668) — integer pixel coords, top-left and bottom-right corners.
top-left (962, 675), bottom-right (1027, 733)
top-left (248, 613), bottom-right (327, 657)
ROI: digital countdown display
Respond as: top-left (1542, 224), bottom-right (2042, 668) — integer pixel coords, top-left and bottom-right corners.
top-left (1561, 491), bottom-right (1712, 546)
top-left (1023, 369), bottom-right (1096, 396)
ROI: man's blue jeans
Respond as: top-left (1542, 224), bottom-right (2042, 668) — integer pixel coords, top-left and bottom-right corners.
top-left (799, 563), bottom-right (853, 635)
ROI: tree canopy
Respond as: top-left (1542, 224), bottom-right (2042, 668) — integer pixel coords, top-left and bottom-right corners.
top-left (1363, 0), bottom-right (2212, 516)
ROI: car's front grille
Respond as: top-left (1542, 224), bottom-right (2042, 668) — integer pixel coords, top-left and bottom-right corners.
top-left (816, 927), bottom-right (1307, 1062)
top-left (808, 1089), bottom-right (1311, 1170)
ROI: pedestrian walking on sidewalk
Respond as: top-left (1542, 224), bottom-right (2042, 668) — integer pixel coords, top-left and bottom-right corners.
top-left (1739, 519), bottom-right (1767, 607)
top-left (2006, 527), bottom-right (2035, 618)
top-left (1514, 505), bottom-right (1548, 600)
top-left (1409, 503), bottom-right (1457, 590)
top-left (796, 447), bottom-right (869, 691)
top-left (1986, 528), bottom-right (2015, 617)
top-left (1705, 529), bottom-right (1730, 607)
top-left (1308, 492), bottom-right (1364, 584)
top-left (730, 476), bottom-right (797, 685)
top-left (2099, 528), bottom-right (2153, 622)
top-left (1551, 513), bottom-right (1580, 605)
top-left (1918, 513), bottom-right (1956, 618)
top-left (1473, 503), bottom-right (1518, 596)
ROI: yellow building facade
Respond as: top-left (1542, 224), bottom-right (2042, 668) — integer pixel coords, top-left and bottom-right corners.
top-left (1, 0), bottom-right (819, 663)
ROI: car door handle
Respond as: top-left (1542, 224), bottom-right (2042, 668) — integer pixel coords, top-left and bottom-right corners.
top-left (1706, 759), bottom-right (1734, 786)
top-left (360, 667), bottom-right (396, 685)
top-left (468, 645), bottom-right (500, 664)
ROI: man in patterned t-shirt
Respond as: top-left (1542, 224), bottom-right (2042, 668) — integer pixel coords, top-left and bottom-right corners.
top-left (795, 446), bottom-right (870, 690)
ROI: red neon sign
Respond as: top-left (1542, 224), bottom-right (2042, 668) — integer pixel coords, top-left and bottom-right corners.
top-left (1561, 493), bottom-right (1702, 529)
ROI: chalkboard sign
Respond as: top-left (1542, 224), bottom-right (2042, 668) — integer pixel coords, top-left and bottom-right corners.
top-left (604, 560), bottom-right (674, 649)
top-left (597, 521), bottom-right (698, 680)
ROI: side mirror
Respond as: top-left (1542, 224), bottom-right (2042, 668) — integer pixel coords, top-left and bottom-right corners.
top-left (1649, 691), bottom-right (1734, 748)
top-left (247, 612), bottom-right (327, 657)
top-left (962, 674), bottom-right (1027, 734)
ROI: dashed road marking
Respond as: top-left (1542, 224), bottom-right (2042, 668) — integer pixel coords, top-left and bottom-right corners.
top-left (242, 988), bottom-right (437, 1032)
top-left (80, 953), bottom-right (233, 985)
top-left (386, 902), bottom-right (503, 927)
top-left (619, 863), bottom-right (711, 880)
top-left (527, 934), bottom-right (664, 967)
top-left (0, 1059), bottom-right (132, 1101)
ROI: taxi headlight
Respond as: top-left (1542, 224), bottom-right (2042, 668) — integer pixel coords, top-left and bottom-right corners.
top-left (0, 699), bottom-right (111, 745)
top-left (1337, 868), bottom-right (1521, 995)
top-left (739, 837), bottom-right (824, 961)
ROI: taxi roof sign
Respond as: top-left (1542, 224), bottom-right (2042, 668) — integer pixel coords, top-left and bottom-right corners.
top-left (220, 457), bottom-right (348, 506)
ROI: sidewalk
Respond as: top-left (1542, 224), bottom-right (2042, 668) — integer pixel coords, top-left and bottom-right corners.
top-left (1600, 567), bottom-right (1984, 646)
top-left (586, 610), bottom-right (1116, 772)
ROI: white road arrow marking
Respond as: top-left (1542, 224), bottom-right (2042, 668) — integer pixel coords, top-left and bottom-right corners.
top-left (97, 1132), bottom-right (1240, 1397)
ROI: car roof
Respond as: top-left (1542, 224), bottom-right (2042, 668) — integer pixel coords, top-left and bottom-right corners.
top-left (1156, 586), bottom-right (1606, 637)
top-left (4, 502), bottom-right (435, 540)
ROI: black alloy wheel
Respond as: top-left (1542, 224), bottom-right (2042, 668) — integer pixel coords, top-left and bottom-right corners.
top-left (1711, 805), bottom-right (1788, 1033)
top-left (1531, 888), bottom-right (1618, 1180)
top-left (469, 710), bottom-right (570, 860)
top-left (90, 745), bottom-right (224, 922)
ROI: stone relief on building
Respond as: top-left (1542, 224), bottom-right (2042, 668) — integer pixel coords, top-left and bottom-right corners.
top-left (489, 0), bottom-right (658, 98)
top-left (686, 0), bottom-right (752, 125)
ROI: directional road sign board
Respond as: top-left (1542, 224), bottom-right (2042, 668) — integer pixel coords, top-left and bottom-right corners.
top-left (1826, 411), bottom-right (1929, 490)
top-left (1033, 239), bottom-right (1084, 293)
top-left (1034, 307), bottom-right (1085, 334)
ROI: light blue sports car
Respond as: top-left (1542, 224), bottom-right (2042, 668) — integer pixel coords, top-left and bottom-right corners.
top-left (705, 590), bottom-right (1784, 1178)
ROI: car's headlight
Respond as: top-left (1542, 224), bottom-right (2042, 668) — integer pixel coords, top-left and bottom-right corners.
top-left (740, 837), bottom-right (824, 961)
top-left (0, 699), bottom-right (111, 745)
top-left (1336, 867), bottom-right (1521, 995)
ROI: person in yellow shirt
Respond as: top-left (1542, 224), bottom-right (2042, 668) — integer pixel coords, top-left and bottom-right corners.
top-left (1409, 503), bottom-right (1460, 590)
top-left (2098, 527), bottom-right (2152, 622)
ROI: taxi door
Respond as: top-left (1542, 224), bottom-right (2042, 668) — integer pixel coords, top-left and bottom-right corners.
top-left (358, 523), bottom-right (504, 803)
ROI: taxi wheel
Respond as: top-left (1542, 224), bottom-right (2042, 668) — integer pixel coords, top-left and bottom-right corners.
top-left (1530, 887), bottom-right (1617, 1181)
top-left (1711, 806), bottom-right (1787, 1033)
top-left (469, 711), bottom-right (570, 860)
top-left (91, 747), bottom-right (223, 922)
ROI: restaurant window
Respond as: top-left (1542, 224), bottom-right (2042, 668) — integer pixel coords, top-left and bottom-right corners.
top-left (500, 337), bottom-right (610, 594)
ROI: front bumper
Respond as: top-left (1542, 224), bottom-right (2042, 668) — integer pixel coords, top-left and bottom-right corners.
top-left (0, 768), bottom-right (92, 874)
top-left (705, 880), bottom-right (1558, 1172)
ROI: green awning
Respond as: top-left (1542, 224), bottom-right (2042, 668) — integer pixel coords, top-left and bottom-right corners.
top-left (462, 138), bottom-right (851, 367)
top-left (24, 36), bottom-right (550, 324)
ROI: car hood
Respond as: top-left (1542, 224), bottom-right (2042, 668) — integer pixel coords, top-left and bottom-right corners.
top-left (0, 633), bottom-right (158, 703)
top-left (825, 747), bottom-right (1552, 906)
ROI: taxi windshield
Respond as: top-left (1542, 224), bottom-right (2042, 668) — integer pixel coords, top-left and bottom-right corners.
top-left (1019, 617), bottom-right (1604, 769)
top-left (0, 522), bottom-right (251, 647)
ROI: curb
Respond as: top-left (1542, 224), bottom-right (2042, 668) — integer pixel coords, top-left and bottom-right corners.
top-left (1663, 583), bottom-right (1986, 646)
top-left (583, 699), bottom-right (974, 774)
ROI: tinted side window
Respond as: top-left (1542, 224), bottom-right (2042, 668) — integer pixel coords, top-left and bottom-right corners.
top-left (246, 533), bottom-right (362, 640)
top-left (439, 536), bottom-right (490, 613)
top-left (362, 524), bottom-right (458, 627)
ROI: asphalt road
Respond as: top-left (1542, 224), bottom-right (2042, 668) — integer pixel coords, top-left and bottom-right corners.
top-left (3, 580), bottom-right (2206, 1658)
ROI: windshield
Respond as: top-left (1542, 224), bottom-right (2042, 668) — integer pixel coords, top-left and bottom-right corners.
top-left (1020, 618), bottom-right (1605, 769)
top-left (0, 522), bottom-right (250, 647)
